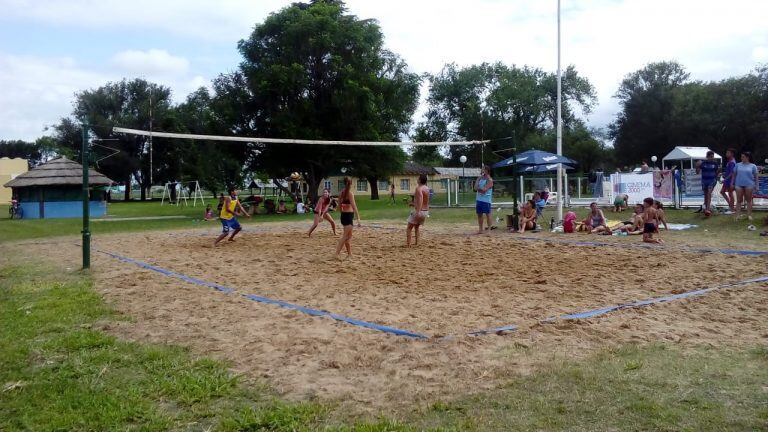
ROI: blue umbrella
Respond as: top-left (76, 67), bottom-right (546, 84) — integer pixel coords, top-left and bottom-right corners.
top-left (491, 149), bottom-right (576, 169)
top-left (519, 163), bottom-right (575, 173)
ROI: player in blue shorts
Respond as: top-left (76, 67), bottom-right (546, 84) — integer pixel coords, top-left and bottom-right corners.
top-left (214, 188), bottom-right (251, 246)
top-left (696, 150), bottom-right (719, 216)
top-left (474, 165), bottom-right (495, 233)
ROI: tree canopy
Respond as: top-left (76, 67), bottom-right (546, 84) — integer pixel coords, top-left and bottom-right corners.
top-left (415, 62), bottom-right (600, 169)
top-left (214, 0), bottom-right (420, 201)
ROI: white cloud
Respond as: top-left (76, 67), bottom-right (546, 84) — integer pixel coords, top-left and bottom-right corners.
top-left (0, 51), bottom-right (210, 140)
top-left (0, 53), bottom-right (112, 140)
top-left (753, 46), bottom-right (768, 62)
top-left (1, 0), bottom-right (290, 42)
top-left (2, 0), bottom-right (768, 140)
top-left (110, 49), bottom-right (189, 77)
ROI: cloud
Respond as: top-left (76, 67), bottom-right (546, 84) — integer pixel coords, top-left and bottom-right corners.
top-left (753, 46), bottom-right (768, 62)
top-left (0, 51), bottom-right (209, 140)
top-left (1, 0), bottom-right (290, 42)
top-left (110, 49), bottom-right (190, 77)
top-left (2, 0), bottom-right (768, 140)
top-left (0, 53), bottom-right (112, 140)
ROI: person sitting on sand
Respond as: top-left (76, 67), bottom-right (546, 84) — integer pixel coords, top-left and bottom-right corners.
top-left (653, 200), bottom-right (669, 231)
top-left (204, 204), bottom-right (214, 221)
top-left (583, 202), bottom-right (608, 234)
top-left (642, 197), bottom-right (663, 244)
top-left (514, 200), bottom-right (538, 233)
top-left (613, 194), bottom-right (629, 212)
top-left (563, 211), bottom-right (577, 233)
top-left (276, 200), bottom-right (288, 214)
top-left (611, 204), bottom-right (644, 235)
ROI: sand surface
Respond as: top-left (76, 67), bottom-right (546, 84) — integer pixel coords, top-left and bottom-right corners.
top-left (20, 222), bottom-right (768, 411)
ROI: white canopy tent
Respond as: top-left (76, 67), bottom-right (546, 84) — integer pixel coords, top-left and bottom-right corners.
top-left (662, 146), bottom-right (722, 170)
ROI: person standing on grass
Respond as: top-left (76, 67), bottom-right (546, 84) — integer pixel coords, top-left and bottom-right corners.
top-left (335, 177), bottom-right (361, 260)
top-left (720, 148), bottom-right (737, 214)
top-left (642, 197), bottom-right (663, 244)
top-left (406, 174), bottom-right (430, 247)
top-left (475, 165), bottom-right (495, 233)
top-left (214, 188), bottom-right (251, 246)
top-left (307, 188), bottom-right (337, 237)
top-left (389, 183), bottom-right (396, 204)
top-left (733, 151), bottom-right (759, 221)
top-left (696, 150), bottom-right (720, 215)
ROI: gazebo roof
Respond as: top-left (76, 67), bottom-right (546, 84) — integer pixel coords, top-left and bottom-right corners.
top-left (3, 157), bottom-right (113, 188)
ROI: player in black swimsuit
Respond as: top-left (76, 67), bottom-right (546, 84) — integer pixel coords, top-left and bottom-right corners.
top-left (335, 177), bottom-right (361, 259)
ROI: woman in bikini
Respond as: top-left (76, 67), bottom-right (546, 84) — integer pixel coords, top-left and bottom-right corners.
top-left (307, 188), bottom-right (337, 237)
top-left (335, 177), bottom-right (361, 260)
top-left (515, 200), bottom-right (537, 233)
top-left (583, 202), bottom-right (608, 234)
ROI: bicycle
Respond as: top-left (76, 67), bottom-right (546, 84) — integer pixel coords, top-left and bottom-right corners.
top-left (8, 201), bottom-right (23, 219)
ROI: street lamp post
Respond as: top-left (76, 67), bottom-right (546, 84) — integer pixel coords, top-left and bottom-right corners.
top-left (459, 155), bottom-right (467, 193)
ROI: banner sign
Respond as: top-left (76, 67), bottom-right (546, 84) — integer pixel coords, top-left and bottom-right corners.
top-left (653, 170), bottom-right (674, 199)
top-left (756, 175), bottom-right (768, 199)
top-left (611, 173), bottom-right (654, 204)
top-left (684, 169), bottom-right (703, 197)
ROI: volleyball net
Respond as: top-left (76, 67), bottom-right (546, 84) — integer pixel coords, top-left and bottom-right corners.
top-left (112, 127), bottom-right (490, 147)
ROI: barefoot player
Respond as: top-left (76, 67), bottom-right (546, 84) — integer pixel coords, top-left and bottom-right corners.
top-left (406, 174), bottom-right (430, 247)
top-left (214, 188), bottom-right (251, 246)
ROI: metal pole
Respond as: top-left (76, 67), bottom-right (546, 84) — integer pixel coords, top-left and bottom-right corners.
top-left (149, 84), bottom-right (153, 198)
top-left (81, 121), bottom-right (91, 270)
top-left (556, 0), bottom-right (564, 223)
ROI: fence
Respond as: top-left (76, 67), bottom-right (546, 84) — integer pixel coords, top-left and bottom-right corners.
top-left (430, 172), bottom-right (768, 209)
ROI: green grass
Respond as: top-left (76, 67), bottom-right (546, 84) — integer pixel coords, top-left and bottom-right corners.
top-left (417, 344), bottom-right (768, 431)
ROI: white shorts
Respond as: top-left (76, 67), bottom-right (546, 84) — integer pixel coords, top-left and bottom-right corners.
top-left (407, 210), bottom-right (429, 225)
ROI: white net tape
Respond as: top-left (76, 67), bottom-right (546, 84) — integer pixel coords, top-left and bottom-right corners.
top-left (112, 127), bottom-right (487, 147)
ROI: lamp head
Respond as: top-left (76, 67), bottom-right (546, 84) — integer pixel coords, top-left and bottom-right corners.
top-left (459, 155), bottom-right (467, 164)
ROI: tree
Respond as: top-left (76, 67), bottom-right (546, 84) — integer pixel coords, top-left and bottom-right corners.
top-left (417, 62), bottom-right (597, 167)
top-left (610, 61), bottom-right (690, 166)
top-left (0, 139), bottom-right (55, 167)
top-left (174, 87), bottom-right (251, 195)
top-left (612, 62), bottom-right (768, 167)
top-left (50, 79), bottom-right (177, 201)
top-left (215, 0), bottom-right (420, 203)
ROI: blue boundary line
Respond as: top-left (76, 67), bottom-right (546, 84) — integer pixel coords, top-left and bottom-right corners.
top-left (97, 249), bottom-right (429, 339)
top-left (542, 275), bottom-right (768, 322)
top-left (516, 236), bottom-right (768, 256)
top-left (97, 246), bottom-right (767, 340)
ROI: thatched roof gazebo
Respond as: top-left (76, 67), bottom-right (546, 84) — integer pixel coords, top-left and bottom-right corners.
top-left (4, 157), bottom-right (113, 219)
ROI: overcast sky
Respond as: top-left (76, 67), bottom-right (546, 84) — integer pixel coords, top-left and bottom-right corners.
top-left (1, 0), bottom-right (767, 141)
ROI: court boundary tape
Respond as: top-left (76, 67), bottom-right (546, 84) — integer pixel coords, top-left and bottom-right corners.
top-left (542, 275), bottom-right (768, 322)
top-left (97, 249), bottom-right (429, 339)
top-left (516, 236), bottom-right (768, 256)
top-left (97, 248), bottom-right (766, 341)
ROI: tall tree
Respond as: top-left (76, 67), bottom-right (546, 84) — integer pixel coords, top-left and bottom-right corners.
top-left (417, 62), bottom-right (596, 167)
top-left (174, 87), bottom-right (251, 195)
top-left (0, 139), bottom-right (55, 167)
top-left (609, 61), bottom-right (690, 166)
top-left (50, 79), bottom-right (177, 200)
top-left (215, 0), bottom-right (420, 203)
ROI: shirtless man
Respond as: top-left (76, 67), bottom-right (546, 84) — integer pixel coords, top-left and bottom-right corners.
top-left (406, 174), bottom-right (430, 247)
top-left (641, 197), bottom-right (663, 244)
